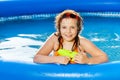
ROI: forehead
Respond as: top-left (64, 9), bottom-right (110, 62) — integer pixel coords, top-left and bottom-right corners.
top-left (60, 18), bottom-right (77, 24)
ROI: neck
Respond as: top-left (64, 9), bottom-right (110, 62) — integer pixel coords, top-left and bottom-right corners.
top-left (63, 40), bottom-right (75, 44)
top-left (62, 40), bottom-right (75, 51)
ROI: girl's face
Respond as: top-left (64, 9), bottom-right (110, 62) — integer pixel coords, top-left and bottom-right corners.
top-left (60, 18), bottom-right (78, 42)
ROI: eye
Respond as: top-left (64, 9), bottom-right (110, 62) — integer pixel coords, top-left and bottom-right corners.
top-left (71, 26), bottom-right (75, 29)
top-left (61, 26), bottom-right (66, 29)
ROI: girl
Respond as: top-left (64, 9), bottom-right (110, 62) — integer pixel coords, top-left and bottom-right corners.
top-left (33, 10), bottom-right (108, 65)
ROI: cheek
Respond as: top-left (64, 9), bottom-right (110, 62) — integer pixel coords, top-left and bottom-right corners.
top-left (72, 28), bottom-right (78, 34)
top-left (60, 28), bottom-right (63, 32)
top-left (60, 28), bottom-right (65, 35)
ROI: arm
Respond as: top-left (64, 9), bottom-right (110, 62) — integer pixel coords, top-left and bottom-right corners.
top-left (33, 33), bottom-right (70, 64)
top-left (74, 37), bottom-right (108, 64)
top-left (33, 33), bottom-right (57, 63)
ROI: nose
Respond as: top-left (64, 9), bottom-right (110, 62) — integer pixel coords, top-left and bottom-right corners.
top-left (66, 28), bottom-right (71, 33)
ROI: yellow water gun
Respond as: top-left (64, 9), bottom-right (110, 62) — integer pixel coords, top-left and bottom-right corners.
top-left (58, 49), bottom-right (78, 62)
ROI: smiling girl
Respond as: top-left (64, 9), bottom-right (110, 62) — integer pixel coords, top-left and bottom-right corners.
top-left (33, 10), bottom-right (108, 65)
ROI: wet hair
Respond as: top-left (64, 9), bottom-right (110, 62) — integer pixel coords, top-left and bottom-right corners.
top-left (54, 9), bottom-right (83, 51)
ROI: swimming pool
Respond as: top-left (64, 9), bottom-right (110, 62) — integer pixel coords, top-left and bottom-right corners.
top-left (0, 12), bottom-right (120, 62)
top-left (0, 13), bottom-right (120, 80)
top-left (0, 0), bottom-right (120, 80)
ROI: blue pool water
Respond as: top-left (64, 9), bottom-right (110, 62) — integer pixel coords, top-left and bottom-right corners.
top-left (0, 12), bottom-right (120, 63)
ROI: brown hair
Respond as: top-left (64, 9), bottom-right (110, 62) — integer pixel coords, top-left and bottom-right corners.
top-left (55, 9), bottom-right (83, 33)
top-left (54, 9), bottom-right (83, 51)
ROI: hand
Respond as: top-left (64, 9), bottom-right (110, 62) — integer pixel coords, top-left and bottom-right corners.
top-left (56, 56), bottom-right (70, 65)
top-left (74, 52), bottom-right (89, 64)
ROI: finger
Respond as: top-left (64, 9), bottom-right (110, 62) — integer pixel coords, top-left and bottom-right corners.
top-left (74, 54), bottom-right (79, 58)
top-left (66, 56), bottom-right (70, 60)
top-left (74, 56), bottom-right (79, 60)
top-left (74, 55), bottom-right (79, 60)
top-left (76, 53), bottom-right (81, 56)
top-left (65, 57), bottom-right (70, 61)
top-left (81, 51), bottom-right (86, 55)
top-left (64, 57), bottom-right (70, 61)
top-left (75, 54), bottom-right (82, 58)
top-left (74, 59), bottom-right (82, 64)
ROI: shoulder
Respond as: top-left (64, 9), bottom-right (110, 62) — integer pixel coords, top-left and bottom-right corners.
top-left (47, 32), bottom-right (58, 41)
top-left (48, 32), bottom-right (59, 51)
top-left (39, 32), bottom-right (59, 50)
top-left (45, 32), bottom-right (59, 46)
top-left (79, 36), bottom-right (89, 43)
top-left (78, 35), bottom-right (102, 53)
top-left (78, 36), bottom-right (94, 49)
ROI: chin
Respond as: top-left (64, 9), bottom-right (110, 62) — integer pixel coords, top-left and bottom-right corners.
top-left (66, 38), bottom-right (75, 42)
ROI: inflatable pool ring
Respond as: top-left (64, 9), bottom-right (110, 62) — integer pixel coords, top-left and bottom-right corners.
top-left (0, 0), bottom-right (120, 17)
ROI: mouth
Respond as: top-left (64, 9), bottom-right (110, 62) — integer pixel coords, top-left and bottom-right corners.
top-left (65, 34), bottom-right (72, 38)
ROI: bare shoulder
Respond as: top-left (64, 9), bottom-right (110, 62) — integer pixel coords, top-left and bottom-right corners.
top-left (78, 36), bottom-right (94, 49)
top-left (40, 32), bottom-right (58, 48)
top-left (48, 32), bottom-right (58, 41)
top-left (79, 36), bottom-right (90, 44)
top-left (47, 32), bottom-right (59, 47)
top-left (79, 36), bottom-right (101, 53)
